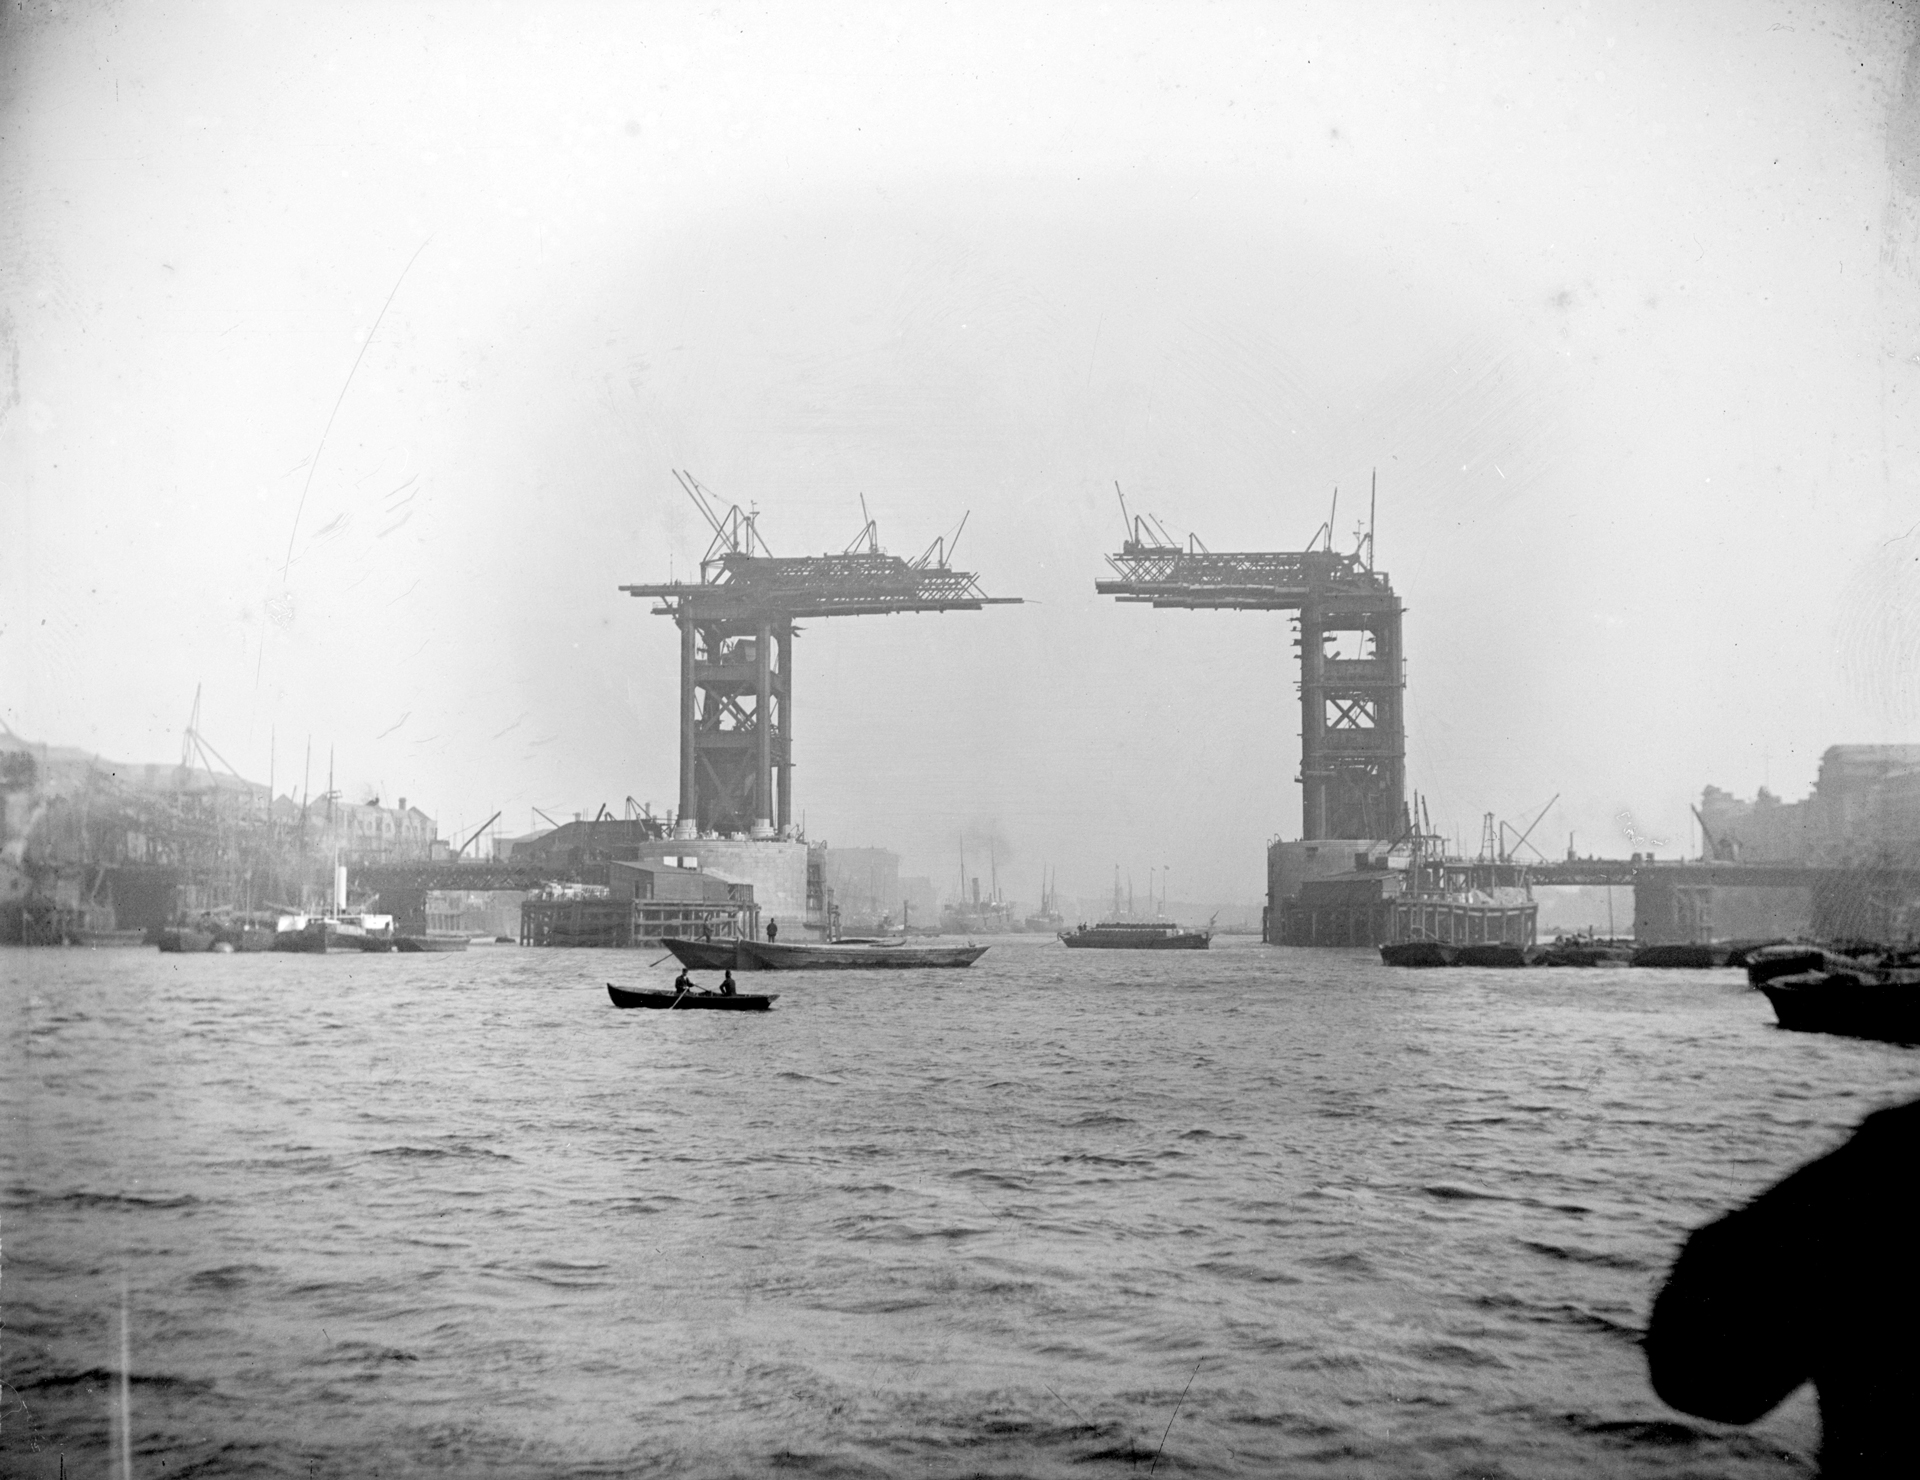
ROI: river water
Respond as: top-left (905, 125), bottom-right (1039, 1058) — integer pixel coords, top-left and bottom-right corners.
top-left (6, 938), bottom-right (1918, 1477)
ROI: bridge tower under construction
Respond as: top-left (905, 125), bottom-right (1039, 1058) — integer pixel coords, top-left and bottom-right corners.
top-left (1094, 490), bottom-right (1405, 840)
top-left (622, 472), bottom-right (1020, 841)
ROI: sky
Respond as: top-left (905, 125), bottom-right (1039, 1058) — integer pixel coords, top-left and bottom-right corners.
top-left (5, 0), bottom-right (1920, 910)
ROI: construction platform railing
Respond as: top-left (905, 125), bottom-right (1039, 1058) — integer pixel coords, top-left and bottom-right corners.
top-left (519, 898), bottom-right (759, 948)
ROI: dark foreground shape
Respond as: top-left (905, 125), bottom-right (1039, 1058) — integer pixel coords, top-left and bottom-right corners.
top-left (607, 983), bottom-right (779, 1011)
top-left (1647, 1098), bottom-right (1920, 1477)
top-left (1631, 943), bottom-right (1733, 969)
top-left (736, 939), bottom-right (988, 970)
top-left (1759, 972), bottom-right (1920, 1044)
top-left (1379, 941), bottom-right (1457, 967)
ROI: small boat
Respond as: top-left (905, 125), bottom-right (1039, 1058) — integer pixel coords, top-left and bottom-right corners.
top-left (1536, 937), bottom-right (1634, 967)
top-left (273, 923), bottom-right (353, 953)
top-left (395, 934), bottom-right (470, 953)
top-left (1759, 970), bottom-right (1920, 1044)
top-left (736, 939), bottom-right (988, 971)
top-left (1379, 940), bottom-right (1457, 967)
top-left (1058, 921), bottom-right (1210, 950)
top-left (607, 983), bottom-right (779, 1011)
top-left (157, 925), bottom-right (218, 953)
top-left (1630, 943), bottom-right (1734, 969)
top-left (1454, 942), bottom-right (1533, 968)
top-left (73, 928), bottom-right (148, 949)
top-left (215, 912), bottom-right (284, 952)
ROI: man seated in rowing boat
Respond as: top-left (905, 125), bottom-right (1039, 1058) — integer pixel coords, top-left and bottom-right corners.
top-left (672, 968), bottom-right (702, 995)
top-left (719, 970), bottom-right (737, 996)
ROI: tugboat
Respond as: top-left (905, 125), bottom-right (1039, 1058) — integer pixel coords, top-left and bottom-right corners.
top-left (270, 856), bottom-right (397, 952)
top-left (273, 912), bottom-right (398, 953)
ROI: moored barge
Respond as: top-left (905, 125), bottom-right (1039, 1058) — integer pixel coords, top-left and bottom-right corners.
top-left (1059, 920), bottom-right (1211, 950)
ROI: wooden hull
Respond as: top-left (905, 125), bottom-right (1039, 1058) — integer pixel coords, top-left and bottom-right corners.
top-left (1745, 943), bottom-right (1920, 987)
top-left (1455, 943), bottom-right (1532, 968)
top-left (1761, 975), bottom-right (1920, 1043)
top-left (74, 929), bottom-right (149, 949)
top-left (1059, 930), bottom-right (1210, 950)
top-left (660, 937), bottom-right (758, 971)
top-left (1536, 944), bottom-right (1632, 967)
top-left (272, 925), bottom-right (381, 954)
top-left (1381, 940), bottom-right (1634, 968)
top-left (1746, 946), bottom-right (1832, 986)
top-left (157, 927), bottom-right (217, 953)
top-left (607, 984), bottom-right (778, 1011)
top-left (1380, 941), bottom-right (1457, 967)
top-left (736, 939), bottom-right (988, 970)
top-left (1631, 943), bottom-right (1733, 969)
top-left (395, 935), bottom-right (470, 953)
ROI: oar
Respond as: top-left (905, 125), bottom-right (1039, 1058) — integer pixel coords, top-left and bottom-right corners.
top-left (667, 983), bottom-right (691, 1009)
top-left (647, 951), bottom-right (675, 967)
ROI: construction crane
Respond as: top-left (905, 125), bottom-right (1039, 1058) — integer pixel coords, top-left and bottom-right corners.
top-left (179, 684), bottom-right (247, 783)
top-left (453, 811), bottom-right (502, 859)
top-left (621, 472), bottom-right (1021, 838)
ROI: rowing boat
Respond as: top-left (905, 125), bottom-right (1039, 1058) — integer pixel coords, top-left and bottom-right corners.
top-left (606, 983), bottom-right (778, 1011)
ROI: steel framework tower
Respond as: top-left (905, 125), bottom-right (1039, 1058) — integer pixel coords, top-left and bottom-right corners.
top-left (1094, 489), bottom-right (1405, 840)
top-left (622, 473), bottom-right (1019, 839)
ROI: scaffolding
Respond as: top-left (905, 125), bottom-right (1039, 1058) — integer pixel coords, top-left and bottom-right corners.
top-left (519, 896), bottom-right (758, 948)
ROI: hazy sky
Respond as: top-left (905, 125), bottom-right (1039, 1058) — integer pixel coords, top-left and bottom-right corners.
top-left (6, 0), bottom-right (1920, 906)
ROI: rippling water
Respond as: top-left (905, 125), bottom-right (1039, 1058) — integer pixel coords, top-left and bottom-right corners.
top-left (7, 938), bottom-right (1919, 1476)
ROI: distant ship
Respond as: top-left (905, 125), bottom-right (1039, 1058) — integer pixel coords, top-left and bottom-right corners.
top-left (940, 898), bottom-right (1019, 934)
top-left (1023, 865), bottom-right (1065, 933)
top-left (1059, 920), bottom-right (1211, 950)
top-left (943, 837), bottom-right (1020, 934)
